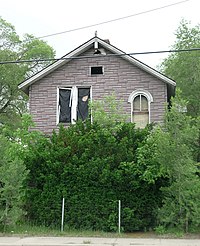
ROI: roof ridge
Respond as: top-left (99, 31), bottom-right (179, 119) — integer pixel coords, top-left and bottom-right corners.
top-left (18, 36), bottom-right (176, 94)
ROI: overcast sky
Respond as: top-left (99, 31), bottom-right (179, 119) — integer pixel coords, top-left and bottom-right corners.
top-left (1, 0), bottom-right (199, 68)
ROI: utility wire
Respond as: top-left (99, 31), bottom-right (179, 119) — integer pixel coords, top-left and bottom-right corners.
top-left (35, 0), bottom-right (189, 40)
top-left (8, 0), bottom-right (189, 66)
top-left (7, 0), bottom-right (190, 69)
top-left (0, 47), bottom-right (199, 65)
top-left (1, 47), bottom-right (200, 64)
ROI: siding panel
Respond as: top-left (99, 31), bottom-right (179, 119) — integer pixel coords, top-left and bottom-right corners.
top-left (29, 48), bottom-right (167, 134)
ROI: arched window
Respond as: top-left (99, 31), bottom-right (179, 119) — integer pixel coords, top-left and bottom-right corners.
top-left (128, 90), bottom-right (153, 128)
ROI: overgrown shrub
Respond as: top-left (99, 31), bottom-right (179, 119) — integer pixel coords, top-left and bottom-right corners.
top-left (24, 121), bottom-right (164, 231)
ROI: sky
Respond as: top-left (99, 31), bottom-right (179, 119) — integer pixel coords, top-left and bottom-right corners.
top-left (1, 0), bottom-right (199, 68)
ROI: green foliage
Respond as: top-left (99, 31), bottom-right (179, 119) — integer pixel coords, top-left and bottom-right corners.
top-left (154, 225), bottom-right (166, 235)
top-left (0, 16), bottom-right (55, 128)
top-left (10, 96), bottom-right (199, 233)
top-left (89, 94), bottom-right (128, 129)
top-left (159, 19), bottom-right (200, 118)
top-left (0, 114), bottom-right (43, 231)
top-left (0, 118), bottom-right (34, 229)
top-left (137, 92), bottom-right (200, 232)
top-left (23, 120), bottom-right (162, 231)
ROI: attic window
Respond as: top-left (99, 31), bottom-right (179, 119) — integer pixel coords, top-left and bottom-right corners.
top-left (91, 66), bottom-right (103, 75)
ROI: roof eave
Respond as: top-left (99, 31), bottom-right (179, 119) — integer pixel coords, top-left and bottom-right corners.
top-left (18, 37), bottom-right (96, 92)
top-left (18, 36), bottom-right (176, 92)
top-left (97, 38), bottom-right (176, 87)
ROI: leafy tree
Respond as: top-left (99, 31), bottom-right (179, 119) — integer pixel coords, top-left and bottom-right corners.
top-left (23, 118), bottom-right (163, 231)
top-left (0, 117), bottom-right (34, 230)
top-left (89, 93), bottom-right (128, 129)
top-left (0, 17), bottom-right (55, 128)
top-left (160, 19), bottom-right (200, 118)
top-left (21, 96), bottom-right (164, 231)
top-left (0, 136), bottom-right (27, 229)
top-left (137, 92), bottom-right (200, 232)
top-left (0, 114), bottom-right (44, 231)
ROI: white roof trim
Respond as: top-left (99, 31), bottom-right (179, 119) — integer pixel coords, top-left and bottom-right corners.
top-left (18, 38), bottom-right (95, 90)
top-left (96, 38), bottom-right (176, 87)
top-left (18, 36), bottom-right (176, 91)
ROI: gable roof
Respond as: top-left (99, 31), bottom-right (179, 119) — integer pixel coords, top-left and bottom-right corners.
top-left (18, 36), bottom-right (176, 94)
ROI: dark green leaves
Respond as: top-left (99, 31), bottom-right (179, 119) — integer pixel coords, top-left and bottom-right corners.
top-left (0, 17), bottom-right (55, 129)
top-left (24, 121), bottom-right (162, 231)
top-left (160, 19), bottom-right (200, 118)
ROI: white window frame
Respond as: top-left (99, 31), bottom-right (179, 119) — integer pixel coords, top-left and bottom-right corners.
top-left (128, 89), bottom-right (153, 124)
top-left (57, 86), bottom-right (91, 125)
top-left (71, 86), bottom-right (78, 123)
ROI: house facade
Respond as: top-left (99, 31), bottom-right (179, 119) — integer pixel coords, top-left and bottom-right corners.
top-left (18, 36), bottom-right (176, 134)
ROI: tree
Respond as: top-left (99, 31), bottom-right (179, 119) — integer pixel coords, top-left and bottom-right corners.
top-left (160, 19), bottom-right (200, 118)
top-left (22, 97), bottom-right (161, 232)
top-left (23, 120), bottom-right (163, 232)
top-left (0, 135), bottom-right (28, 229)
top-left (158, 96), bottom-right (200, 232)
top-left (0, 114), bottom-right (43, 230)
top-left (136, 92), bottom-right (200, 232)
top-left (0, 17), bottom-right (55, 128)
top-left (89, 93), bottom-right (128, 130)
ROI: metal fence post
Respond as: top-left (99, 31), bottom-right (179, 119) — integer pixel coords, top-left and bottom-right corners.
top-left (118, 200), bottom-right (121, 234)
top-left (61, 197), bottom-right (65, 232)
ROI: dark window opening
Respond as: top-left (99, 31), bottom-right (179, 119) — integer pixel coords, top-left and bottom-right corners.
top-left (59, 89), bottom-right (71, 123)
top-left (77, 88), bottom-right (90, 121)
top-left (58, 87), bottom-right (90, 124)
top-left (91, 66), bottom-right (103, 75)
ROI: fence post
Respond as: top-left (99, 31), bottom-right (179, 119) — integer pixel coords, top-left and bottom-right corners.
top-left (118, 200), bottom-right (121, 234)
top-left (61, 197), bottom-right (65, 232)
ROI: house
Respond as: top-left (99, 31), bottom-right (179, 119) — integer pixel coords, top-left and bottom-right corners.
top-left (18, 35), bottom-right (176, 134)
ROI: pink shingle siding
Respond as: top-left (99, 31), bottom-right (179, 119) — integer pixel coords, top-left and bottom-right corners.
top-left (29, 48), bottom-right (167, 134)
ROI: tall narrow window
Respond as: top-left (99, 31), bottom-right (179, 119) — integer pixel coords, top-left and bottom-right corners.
top-left (128, 90), bottom-right (153, 128)
top-left (59, 88), bottom-right (72, 123)
top-left (77, 88), bottom-right (90, 121)
top-left (132, 95), bottom-right (149, 128)
top-left (57, 87), bottom-right (90, 124)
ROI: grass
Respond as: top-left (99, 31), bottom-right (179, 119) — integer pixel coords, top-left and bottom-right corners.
top-left (0, 223), bottom-right (121, 238)
top-left (1, 224), bottom-right (200, 239)
top-left (154, 225), bottom-right (200, 239)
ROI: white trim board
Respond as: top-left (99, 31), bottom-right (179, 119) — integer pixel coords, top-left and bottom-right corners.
top-left (18, 36), bottom-right (176, 93)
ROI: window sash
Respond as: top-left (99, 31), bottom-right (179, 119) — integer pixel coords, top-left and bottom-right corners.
top-left (132, 112), bottom-right (149, 128)
top-left (132, 94), bottom-right (149, 127)
top-left (133, 95), bottom-right (148, 112)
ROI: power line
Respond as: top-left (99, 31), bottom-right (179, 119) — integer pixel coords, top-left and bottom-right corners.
top-left (0, 47), bottom-right (199, 65)
top-left (6, 0), bottom-right (189, 67)
top-left (35, 0), bottom-right (189, 40)
top-left (5, 0), bottom-right (189, 70)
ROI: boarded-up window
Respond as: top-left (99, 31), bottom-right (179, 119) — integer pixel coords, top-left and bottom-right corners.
top-left (58, 87), bottom-right (90, 124)
top-left (59, 89), bottom-right (71, 123)
top-left (132, 95), bottom-right (149, 128)
top-left (77, 88), bottom-right (90, 121)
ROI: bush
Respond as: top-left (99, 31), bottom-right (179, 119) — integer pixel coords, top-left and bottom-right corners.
top-left (24, 121), bottom-right (163, 231)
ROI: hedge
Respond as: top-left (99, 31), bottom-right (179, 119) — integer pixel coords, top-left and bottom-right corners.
top-left (24, 121), bottom-right (164, 231)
